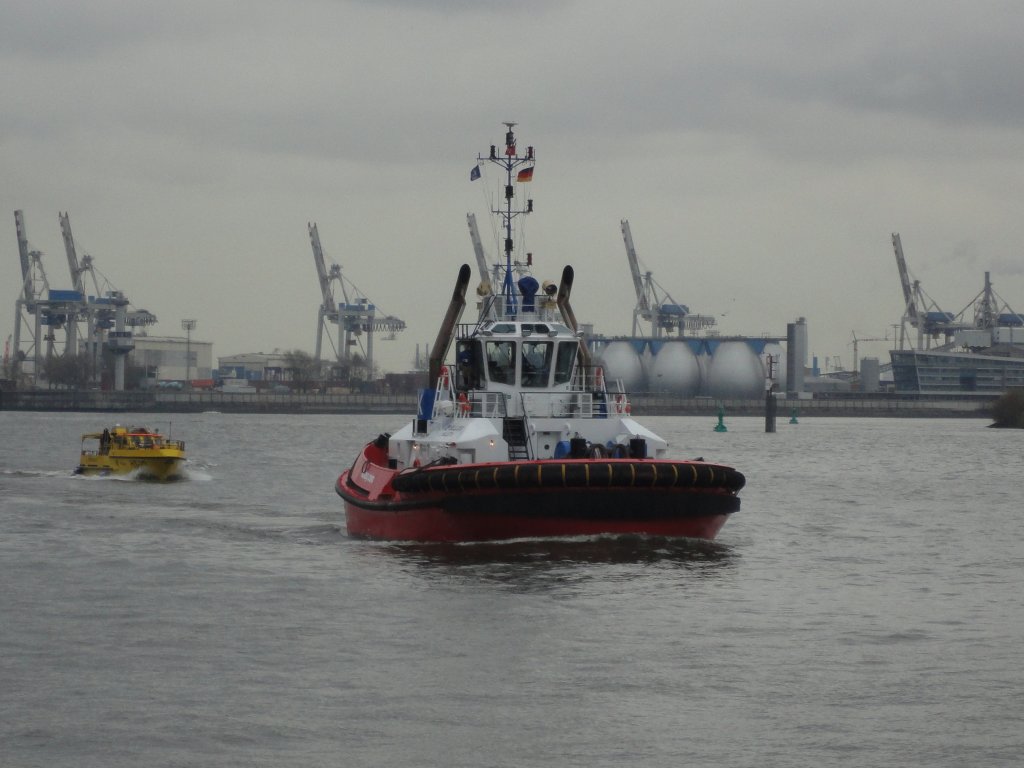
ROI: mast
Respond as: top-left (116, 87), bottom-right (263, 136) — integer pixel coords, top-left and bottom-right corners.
top-left (477, 122), bottom-right (534, 318)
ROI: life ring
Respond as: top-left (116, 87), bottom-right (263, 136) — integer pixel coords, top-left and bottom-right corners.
top-left (614, 394), bottom-right (625, 414)
top-left (595, 366), bottom-right (605, 390)
top-left (439, 365), bottom-right (451, 389)
top-left (457, 391), bottom-right (471, 414)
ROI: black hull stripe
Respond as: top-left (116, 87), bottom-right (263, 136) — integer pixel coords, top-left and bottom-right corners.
top-left (390, 460), bottom-right (745, 495)
top-left (337, 476), bottom-right (741, 517)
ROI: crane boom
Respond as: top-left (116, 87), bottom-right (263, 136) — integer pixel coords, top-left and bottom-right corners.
top-left (466, 213), bottom-right (491, 288)
top-left (620, 220), bottom-right (648, 314)
top-left (59, 212), bottom-right (86, 296)
top-left (308, 222), bottom-right (337, 310)
top-left (14, 210), bottom-right (45, 302)
top-left (891, 233), bottom-right (919, 327)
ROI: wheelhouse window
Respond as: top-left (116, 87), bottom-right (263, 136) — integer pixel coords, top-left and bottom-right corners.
top-left (486, 341), bottom-right (515, 385)
top-left (455, 340), bottom-right (483, 389)
top-left (521, 341), bottom-right (553, 387)
top-left (553, 342), bottom-right (578, 384)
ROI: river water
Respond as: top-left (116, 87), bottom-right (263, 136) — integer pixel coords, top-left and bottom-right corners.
top-left (1, 410), bottom-right (1021, 767)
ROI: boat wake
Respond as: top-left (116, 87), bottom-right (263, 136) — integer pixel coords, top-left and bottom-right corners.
top-left (70, 466), bottom-right (195, 482)
top-left (181, 463), bottom-right (213, 482)
top-left (368, 533), bottom-right (735, 567)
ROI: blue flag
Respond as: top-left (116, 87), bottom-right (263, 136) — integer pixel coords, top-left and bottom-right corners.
top-left (470, 165), bottom-right (481, 181)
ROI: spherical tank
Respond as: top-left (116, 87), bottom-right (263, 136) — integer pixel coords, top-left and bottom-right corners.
top-left (706, 341), bottom-right (765, 399)
top-left (649, 342), bottom-right (701, 395)
top-left (639, 343), bottom-right (655, 383)
top-left (597, 341), bottom-right (644, 392)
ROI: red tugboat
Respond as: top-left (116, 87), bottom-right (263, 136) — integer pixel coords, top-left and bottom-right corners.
top-left (336, 124), bottom-right (745, 542)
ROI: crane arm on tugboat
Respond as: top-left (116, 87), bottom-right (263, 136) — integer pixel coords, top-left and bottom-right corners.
top-left (428, 263), bottom-right (471, 389)
top-left (555, 264), bottom-right (593, 369)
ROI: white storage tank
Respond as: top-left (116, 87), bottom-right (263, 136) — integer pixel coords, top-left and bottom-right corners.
top-left (597, 340), bottom-right (645, 392)
top-left (706, 341), bottom-right (764, 399)
top-left (639, 342), bottom-right (655, 387)
top-left (649, 341), bottom-right (702, 396)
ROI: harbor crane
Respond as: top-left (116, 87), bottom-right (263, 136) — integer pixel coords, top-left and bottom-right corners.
top-left (58, 212), bottom-right (157, 330)
top-left (308, 222), bottom-right (405, 379)
top-left (620, 219), bottom-right (716, 337)
top-left (11, 210), bottom-right (157, 389)
top-left (466, 213), bottom-right (492, 294)
top-left (59, 212), bottom-right (156, 390)
top-left (11, 210), bottom-right (85, 385)
top-left (960, 271), bottom-right (1024, 332)
top-left (891, 233), bottom-right (965, 350)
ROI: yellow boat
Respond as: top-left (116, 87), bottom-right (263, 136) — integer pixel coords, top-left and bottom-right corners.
top-left (75, 425), bottom-right (187, 480)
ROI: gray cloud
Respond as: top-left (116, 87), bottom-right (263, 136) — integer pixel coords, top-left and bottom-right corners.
top-left (3, 0), bottom-right (1023, 372)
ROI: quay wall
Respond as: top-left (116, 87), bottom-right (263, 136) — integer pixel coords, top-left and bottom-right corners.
top-left (0, 389), bottom-right (996, 419)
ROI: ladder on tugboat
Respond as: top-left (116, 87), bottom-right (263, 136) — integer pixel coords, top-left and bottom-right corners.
top-left (502, 417), bottom-right (531, 460)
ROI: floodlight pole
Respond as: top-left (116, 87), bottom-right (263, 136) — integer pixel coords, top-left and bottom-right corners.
top-left (181, 319), bottom-right (197, 382)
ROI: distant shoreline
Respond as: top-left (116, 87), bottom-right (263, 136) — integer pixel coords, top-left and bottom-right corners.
top-left (0, 389), bottom-right (995, 419)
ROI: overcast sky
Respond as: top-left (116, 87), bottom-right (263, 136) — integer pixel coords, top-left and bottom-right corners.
top-left (4, 0), bottom-right (1024, 375)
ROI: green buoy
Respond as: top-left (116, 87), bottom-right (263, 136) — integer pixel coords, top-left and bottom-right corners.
top-left (714, 405), bottom-right (728, 432)
top-left (789, 407), bottom-right (799, 424)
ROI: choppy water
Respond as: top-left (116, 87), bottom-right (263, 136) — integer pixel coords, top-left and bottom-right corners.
top-left (1, 410), bottom-right (1022, 767)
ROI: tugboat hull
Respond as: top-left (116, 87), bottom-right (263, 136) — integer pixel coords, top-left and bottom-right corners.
top-left (337, 452), bottom-right (743, 542)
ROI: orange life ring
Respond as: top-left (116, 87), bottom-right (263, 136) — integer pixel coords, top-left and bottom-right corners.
top-left (614, 394), bottom-right (624, 414)
top-left (595, 366), bottom-right (605, 389)
top-left (457, 391), bottom-right (471, 414)
top-left (440, 365), bottom-right (451, 389)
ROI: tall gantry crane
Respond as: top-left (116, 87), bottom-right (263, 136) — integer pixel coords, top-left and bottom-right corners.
top-left (12, 210), bottom-right (49, 382)
top-left (10, 210), bottom-right (157, 388)
top-left (11, 210), bottom-right (83, 385)
top-left (893, 233), bottom-right (1024, 352)
top-left (466, 213), bottom-right (490, 291)
top-left (961, 271), bottom-right (1024, 331)
top-left (620, 219), bottom-right (715, 337)
top-left (891, 233), bottom-right (964, 350)
top-left (58, 212), bottom-right (157, 330)
top-left (465, 212), bottom-right (499, 322)
top-left (308, 222), bottom-right (405, 379)
top-left (59, 212), bottom-right (156, 390)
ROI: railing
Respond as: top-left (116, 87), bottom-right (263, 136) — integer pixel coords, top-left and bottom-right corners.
top-left (469, 391), bottom-right (509, 419)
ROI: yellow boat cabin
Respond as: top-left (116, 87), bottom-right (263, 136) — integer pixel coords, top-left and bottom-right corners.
top-left (76, 425), bottom-right (187, 480)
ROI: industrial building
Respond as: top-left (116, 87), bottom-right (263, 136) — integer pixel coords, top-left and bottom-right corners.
top-left (132, 335), bottom-right (214, 384)
top-left (217, 352), bottom-right (292, 383)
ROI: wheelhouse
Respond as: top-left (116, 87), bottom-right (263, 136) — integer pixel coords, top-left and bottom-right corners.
top-left (455, 321), bottom-right (580, 392)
